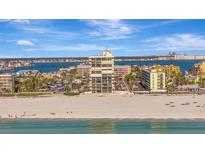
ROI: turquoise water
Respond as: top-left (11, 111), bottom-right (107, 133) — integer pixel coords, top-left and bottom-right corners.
top-left (0, 120), bottom-right (205, 134)
top-left (14, 60), bottom-right (203, 73)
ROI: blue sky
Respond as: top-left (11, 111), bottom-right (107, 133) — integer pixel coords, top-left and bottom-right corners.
top-left (0, 19), bottom-right (205, 58)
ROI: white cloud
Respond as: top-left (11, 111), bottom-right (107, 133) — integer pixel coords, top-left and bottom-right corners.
top-left (19, 26), bottom-right (51, 34)
top-left (1, 19), bottom-right (183, 42)
top-left (0, 19), bottom-right (30, 24)
top-left (82, 19), bottom-right (134, 40)
top-left (0, 19), bottom-right (10, 22)
top-left (82, 19), bottom-right (182, 40)
top-left (17, 25), bottom-right (81, 40)
top-left (12, 19), bottom-right (30, 24)
top-left (17, 40), bottom-right (34, 46)
top-left (0, 20), bottom-right (81, 40)
top-left (139, 20), bottom-right (182, 30)
top-left (145, 33), bottom-right (205, 51)
top-left (26, 44), bottom-right (123, 52)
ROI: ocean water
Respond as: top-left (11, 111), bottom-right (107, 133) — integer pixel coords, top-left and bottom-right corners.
top-left (15, 62), bottom-right (80, 73)
top-left (14, 60), bottom-right (203, 73)
top-left (0, 120), bottom-right (205, 134)
top-left (116, 60), bottom-right (203, 72)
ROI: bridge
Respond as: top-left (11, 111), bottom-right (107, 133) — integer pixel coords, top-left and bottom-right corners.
top-left (0, 55), bottom-right (175, 63)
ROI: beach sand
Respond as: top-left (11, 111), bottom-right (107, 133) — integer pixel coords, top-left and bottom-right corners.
top-left (0, 94), bottom-right (205, 119)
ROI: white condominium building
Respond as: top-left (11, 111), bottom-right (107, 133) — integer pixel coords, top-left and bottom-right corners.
top-left (89, 49), bottom-right (115, 93)
top-left (142, 69), bottom-right (166, 92)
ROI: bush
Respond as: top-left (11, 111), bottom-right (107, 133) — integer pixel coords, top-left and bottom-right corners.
top-left (0, 93), bottom-right (15, 97)
top-left (63, 92), bottom-right (79, 96)
top-left (16, 92), bottom-right (52, 97)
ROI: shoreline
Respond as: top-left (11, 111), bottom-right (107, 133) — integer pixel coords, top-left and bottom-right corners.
top-left (0, 92), bottom-right (201, 98)
top-left (2, 117), bottom-right (205, 121)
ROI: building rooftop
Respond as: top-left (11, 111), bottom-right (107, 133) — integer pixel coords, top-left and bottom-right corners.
top-left (114, 65), bottom-right (131, 68)
top-left (143, 68), bottom-right (164, 73)
top-left (77, 64), bottom-right (90, 68)
top-left (177, 84), bottom-right (199, 89)
top-left (0, 68), bottom-right (14, 74)
top-left (89, 49), bottom-right (114, 58)
top-left (102, 49), bottom-right (112, 56)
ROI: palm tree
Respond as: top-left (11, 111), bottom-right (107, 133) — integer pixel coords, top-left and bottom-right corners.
top-left (176, 73), bottom-right (188, 86)
top-left (166, 81), bottom-right (176, 94)
top-left (69, 69), bottom-right (77, 82)
top-left (125, 73), bottom-right (137, 91)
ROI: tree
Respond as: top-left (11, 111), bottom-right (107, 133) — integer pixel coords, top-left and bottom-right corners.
top-left (175, 73), bottom-right (188, 86)
top-left (15, 72), bottom-right (44, 92)
top-left (125, 73), bottom-right (137, 90)
top-left (166, 80), bottom-right (177, 94)
top-left (198, 77), bottom-right (205, 88)
top-left (64, 85), bottom-right (71, 93)
top-left (69, 69), bottom-right (77, 82)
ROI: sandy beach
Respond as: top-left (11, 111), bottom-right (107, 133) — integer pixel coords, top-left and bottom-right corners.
top-left (0, 94), bottom-right (205, 119)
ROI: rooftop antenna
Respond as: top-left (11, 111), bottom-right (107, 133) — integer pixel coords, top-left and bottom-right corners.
top-left (104, 47), bottom-right (110, 52)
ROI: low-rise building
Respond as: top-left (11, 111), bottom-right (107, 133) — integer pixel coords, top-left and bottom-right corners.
top-left (16, 70), bottom-right (39, 77)
top-left (177, 84), bottom-right (200, 92)
top-left (194, 61), bottom-right (205, 78)
top-left (175, 54), bottom-right (205, 60)
top-left (0, 69), bottom-right (15, 94)
top-left (142, 69), bottom-right (166, 92)
top-left (77, 64), bottom-right (90, 78)
top-left (114, 65), bottom-right (131, 78)
top-left (152, 64), bottom-right (180, 78)
top-left (59, 67), bottom-right (76, 74)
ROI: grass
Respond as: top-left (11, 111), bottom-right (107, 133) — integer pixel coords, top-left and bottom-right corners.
top-left (63, 92), bottom-right (79, 96)
top-left (1, 91), bottom-right (80, 97)
top-left (15, 92), bottom-right (52, 97)
top-left (0, 93), bottom-right (15, 97)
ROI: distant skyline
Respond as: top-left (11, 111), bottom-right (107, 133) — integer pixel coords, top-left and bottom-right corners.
top-left (0, 19), bottom-right (205, 58)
